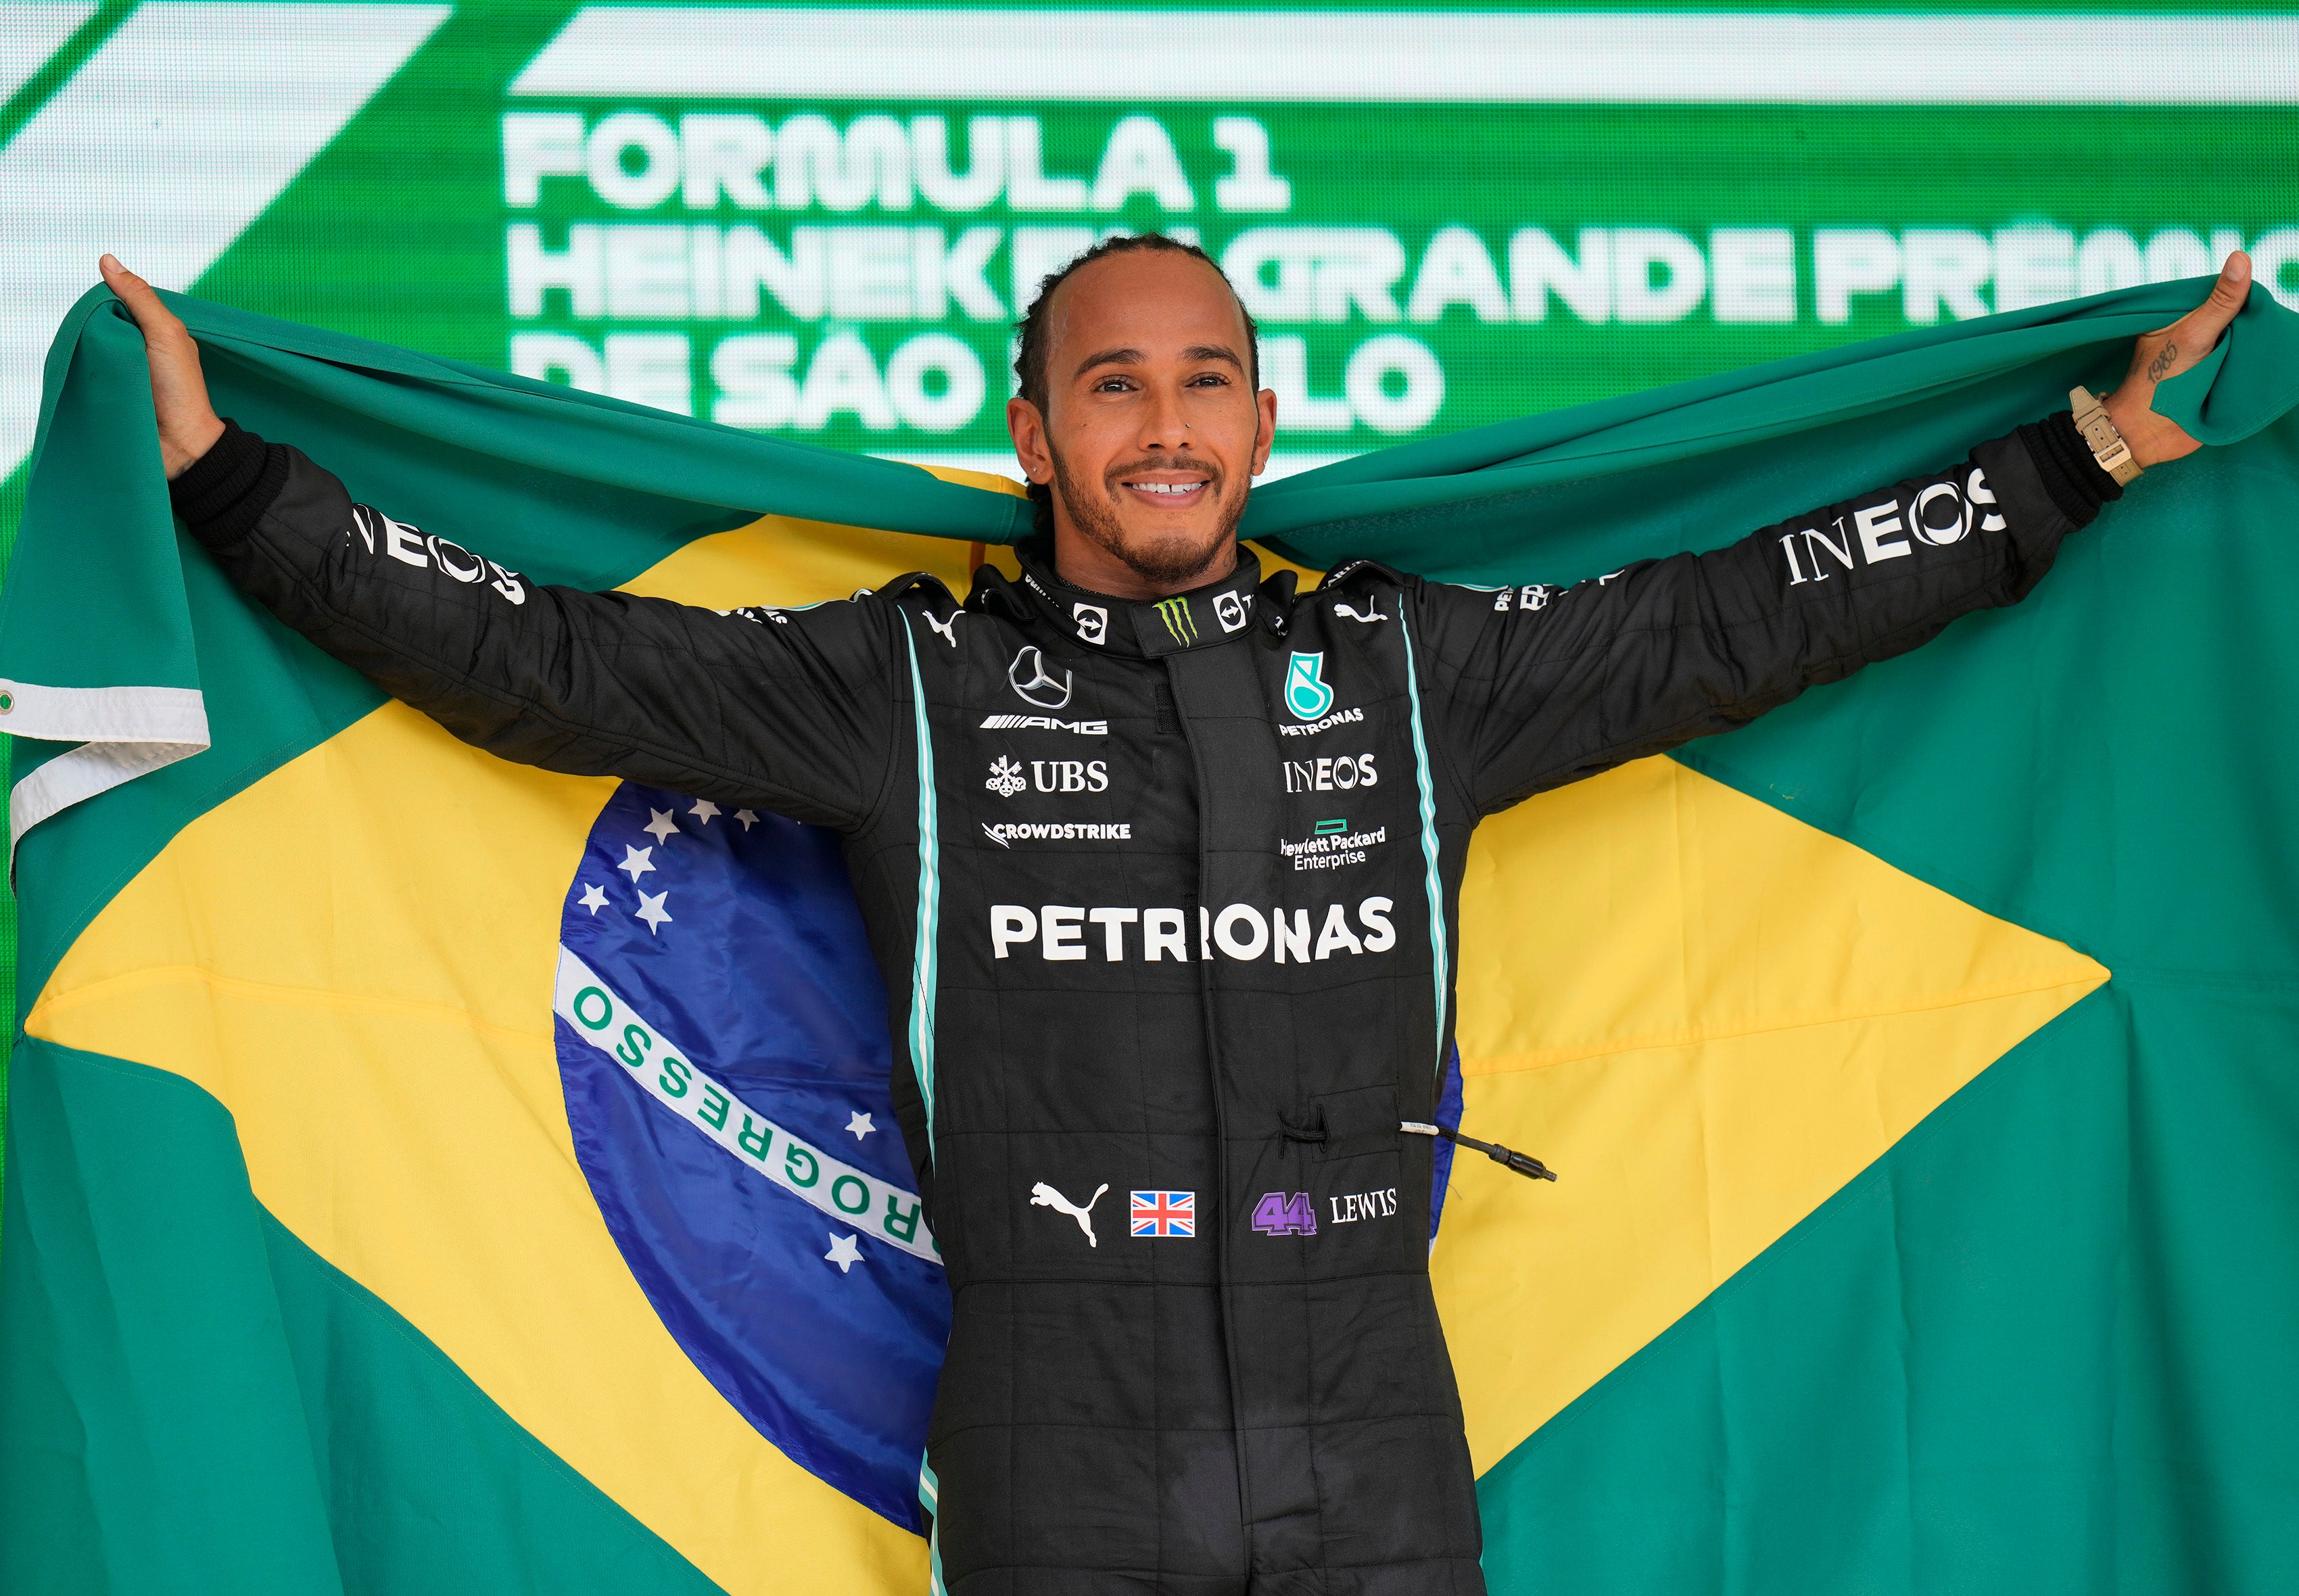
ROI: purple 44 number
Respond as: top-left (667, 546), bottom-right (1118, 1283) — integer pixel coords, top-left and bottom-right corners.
top-left (1252, 1191), bottom-right (1317, 1236)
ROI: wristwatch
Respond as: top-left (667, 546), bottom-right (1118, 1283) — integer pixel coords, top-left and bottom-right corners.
top-left (2070, 386), bottom-right (2144, 485)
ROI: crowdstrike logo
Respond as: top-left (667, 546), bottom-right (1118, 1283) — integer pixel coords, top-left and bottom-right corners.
top-left (980, 820), bottom-right (1134, 848)
top-left (1008, 646), bottom-right (1073, 709)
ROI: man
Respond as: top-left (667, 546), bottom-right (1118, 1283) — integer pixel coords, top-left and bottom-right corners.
top-left (99, 240), bottom-right (2248, 1595)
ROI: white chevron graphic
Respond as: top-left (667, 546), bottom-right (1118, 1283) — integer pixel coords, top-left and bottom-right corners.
top-left (0, 4), bottom-right (95, 105)
top-left (514, 7), bottom-right (2299, 105)
top-left (0, 1), bottom-right (452, 480)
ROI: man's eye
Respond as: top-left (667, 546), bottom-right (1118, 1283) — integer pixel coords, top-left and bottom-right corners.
top-left (1189, 372), bottom-right (1231, 387)
top-left (1093, 377), bottom-right (1135, 393)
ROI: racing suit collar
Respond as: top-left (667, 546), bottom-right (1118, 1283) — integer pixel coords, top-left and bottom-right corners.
top-left (1011, 536), bottom-right (1268, 658)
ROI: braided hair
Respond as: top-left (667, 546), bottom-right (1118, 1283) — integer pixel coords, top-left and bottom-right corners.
top-left (1012, 233), bottom-right (1261, 536)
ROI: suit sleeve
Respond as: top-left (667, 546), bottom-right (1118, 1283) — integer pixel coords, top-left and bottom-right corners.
top-left (1408, 414), bottom-right (2122, 817)
top-left (170, 422), bottom-right (902, 830)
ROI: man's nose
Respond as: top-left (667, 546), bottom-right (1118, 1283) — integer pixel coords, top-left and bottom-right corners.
top-left (1137, 385), bottom-right (1192, 451)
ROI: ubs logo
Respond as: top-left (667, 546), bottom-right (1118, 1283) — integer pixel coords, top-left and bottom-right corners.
top-left (1008, 646), bottom-right (1072, 710)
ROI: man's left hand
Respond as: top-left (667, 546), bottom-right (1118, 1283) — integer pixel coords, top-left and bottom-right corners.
top-left (2104, 251), bottom-right (2252, 469)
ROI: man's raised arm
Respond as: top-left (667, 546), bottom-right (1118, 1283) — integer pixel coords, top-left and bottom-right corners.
top-left (1411, 254), bottom-right (2252, 818)
top-left (101, 256), bottom-right (901, 831)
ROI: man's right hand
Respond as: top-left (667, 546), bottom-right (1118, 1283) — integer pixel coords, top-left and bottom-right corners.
top-left (99, 253), bottom-right (224, 480)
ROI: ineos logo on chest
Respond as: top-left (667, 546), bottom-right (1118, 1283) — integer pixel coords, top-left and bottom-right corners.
top-left (1284, 753), bottom-right (1378, 793)
top-left (1008, 646), bottom-right (1072, 710)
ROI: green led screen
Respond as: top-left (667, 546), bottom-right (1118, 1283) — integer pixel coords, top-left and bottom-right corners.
top-left (4, 2), bottom-right (2296, 496)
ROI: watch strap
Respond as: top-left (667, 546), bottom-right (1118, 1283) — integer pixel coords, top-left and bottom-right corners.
top-left (2070, 386), bottom-right (2143, 485)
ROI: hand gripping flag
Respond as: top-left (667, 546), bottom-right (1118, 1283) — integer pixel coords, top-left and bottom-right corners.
top-left (3, 279), bottom-right (2299, 1595)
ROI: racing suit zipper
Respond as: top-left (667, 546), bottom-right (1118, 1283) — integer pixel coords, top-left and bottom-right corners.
top-left (1162, 648), bottom-right (1261, 1558)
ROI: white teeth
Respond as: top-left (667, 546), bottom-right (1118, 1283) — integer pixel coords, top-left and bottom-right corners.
top-left (1130, 481), bottom-right (1203, 495)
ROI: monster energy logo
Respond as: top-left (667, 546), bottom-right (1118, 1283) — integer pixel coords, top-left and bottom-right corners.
top-left (1154, 597), bottom-right (1198, 646)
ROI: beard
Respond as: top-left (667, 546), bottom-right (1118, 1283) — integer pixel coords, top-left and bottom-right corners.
top-left (1051, 443), bottom-right (1250, 589)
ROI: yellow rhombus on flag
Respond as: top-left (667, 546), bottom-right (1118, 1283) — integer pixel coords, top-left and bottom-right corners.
top-left (27, 507), bottom-right (2100, 1593)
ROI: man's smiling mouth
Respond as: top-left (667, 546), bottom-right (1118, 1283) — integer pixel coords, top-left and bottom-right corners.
top-left (1118, 475), bottom-right (1212, 506)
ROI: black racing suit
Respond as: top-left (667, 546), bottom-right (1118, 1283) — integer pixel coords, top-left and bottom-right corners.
top-left (170, 413), bottom-right (2117, 1595)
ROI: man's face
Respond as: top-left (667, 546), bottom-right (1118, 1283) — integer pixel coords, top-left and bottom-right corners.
top-left (1008, 250), bottom-right (1276, 594)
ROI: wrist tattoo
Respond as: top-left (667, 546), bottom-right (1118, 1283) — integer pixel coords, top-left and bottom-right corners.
top-left (2146, 341), bottom-right (2179, 382)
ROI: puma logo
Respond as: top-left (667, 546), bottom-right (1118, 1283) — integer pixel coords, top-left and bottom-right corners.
top-left (924, 609), bottom-right (962, 648)
top-left (1333, 600), bottom-right (1388, 624)
top-left (1030, 1181), bottom-right (1109, 1247)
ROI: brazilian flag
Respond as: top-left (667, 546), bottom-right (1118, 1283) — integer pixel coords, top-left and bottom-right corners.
top-left (3, 278), bottom-right (2296, 1594)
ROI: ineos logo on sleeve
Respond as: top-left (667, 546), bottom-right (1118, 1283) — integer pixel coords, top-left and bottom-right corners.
top-left (349, 503), bottom-right (525, 605)
top-left (1776, 468), bottom-right (2008, 587)
top-left (1072, 604), bottom-right (1108, 645)
top-left (1008, 646), bottom-right (1073, 710)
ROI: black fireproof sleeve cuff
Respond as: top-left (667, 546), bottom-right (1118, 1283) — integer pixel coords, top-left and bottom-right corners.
top-left (167, 418), bottom-right (290, 548)
top-left (2017, 408), bottom-right (2125, 529)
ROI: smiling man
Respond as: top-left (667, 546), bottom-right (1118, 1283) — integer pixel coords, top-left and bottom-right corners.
top-left (101, 238), bottom-right (2246, 1595)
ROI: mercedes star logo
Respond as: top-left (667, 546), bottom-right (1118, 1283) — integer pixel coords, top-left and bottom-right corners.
top-left (1008, 646), bottom-right (1073, 710)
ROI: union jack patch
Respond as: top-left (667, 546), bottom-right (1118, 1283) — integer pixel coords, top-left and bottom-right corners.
top-left (1129, 1190), bottom-right (1195, 1238)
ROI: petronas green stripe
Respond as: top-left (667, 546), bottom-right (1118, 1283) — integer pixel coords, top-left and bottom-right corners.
top-left (1394, 610), bottom-right (1448, 1080)
top-left (901, 618), bottom-right (942, 1161)
top-left (0, 1039), bottom-right (726, 1596)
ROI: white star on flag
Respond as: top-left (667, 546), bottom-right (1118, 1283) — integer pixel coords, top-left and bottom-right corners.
top-left (617, 845), bottom-right (655, 881)
top-left (847, 1111), bottom-right (875, 1140)
top-left (735, 809), bottom-right (759, 829)
top-left (824, 1234), bottom-right (862, 1273)
top-left (634, 890), bottom-right (672, 934)
top-left (643, 808), bottom-right (680, 844)
top-left (578, 883), bottom-right (609, 914)
top-left (690, 799), bottom-right (721, 824)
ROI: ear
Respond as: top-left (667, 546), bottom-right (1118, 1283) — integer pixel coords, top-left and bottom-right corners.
top-left (1007, 395), bottom-right (1054, 485)
top-left (1250, 386), bottom-right (1277, 479)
